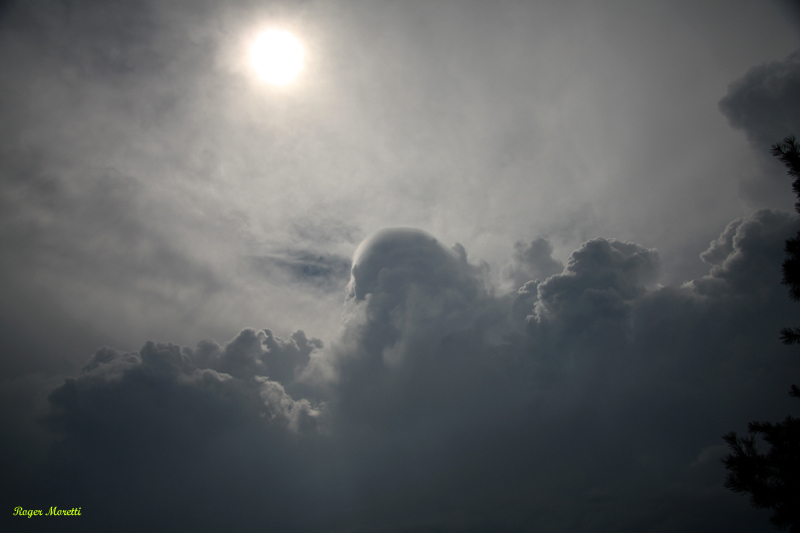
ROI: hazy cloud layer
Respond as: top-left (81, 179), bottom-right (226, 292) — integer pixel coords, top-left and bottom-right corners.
top-left (0, 0), bottom-right (796, 356)
top-left (2, 1), bottom-right (800, 532)
top-left (246, 250), bottom-right (351, 291)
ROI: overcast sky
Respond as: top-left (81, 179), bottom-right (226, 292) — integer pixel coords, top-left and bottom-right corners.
top-left (2, 1), bottom-right (800, 531)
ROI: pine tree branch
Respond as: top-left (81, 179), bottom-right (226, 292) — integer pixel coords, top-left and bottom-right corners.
top-left (780, 327), bottom-right (800, 345)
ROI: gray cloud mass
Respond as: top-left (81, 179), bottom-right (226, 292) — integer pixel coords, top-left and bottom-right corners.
top-left (5, 219), bottom-right (800, 532)
top-left (2, 1), bottom-right (800, 532)
top-left (719, 49), bottom-right (800, 207)
top-left (719, 50), bottom-right (800, 153)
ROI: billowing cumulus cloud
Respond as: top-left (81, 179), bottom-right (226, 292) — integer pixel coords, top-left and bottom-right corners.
top-left (339, 228), bottom-right (491, 365)
top-left (718, 49), bottom-right (800, 207)
top-left (5, 217), bottom-right (799, 532)
top-left (691, 209), bottom-right (798, 297)
top-left (198, 327), bottom-right (323, 385)
top-left (528, 238), bottom-right (659, 339)
top-left (504, 237), bottom-right (564, 289)
top-left (719, 50), bottom-right (800, 153)
top-left (6, 331), bottom-right (329, 532)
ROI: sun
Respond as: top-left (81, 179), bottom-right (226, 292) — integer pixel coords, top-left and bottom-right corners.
top-left (250, 29), bottom-right (304, 86)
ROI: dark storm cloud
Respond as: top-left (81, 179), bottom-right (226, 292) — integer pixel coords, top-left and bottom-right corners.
top-left (529, 238), bottom-right (659, 334)
top-left (691, 209), bottom-right (798, 297)
top-left (315, 224), bottom-right (799, 531)
top-left (197, 326), bottom-right (323, 386)
top-left (8, 221), bottom-right (798, 532)
top-left (718, 48), bottom-right (800, 209)
top-left (719, 49), bottom-right (800, 152)
top-left (4, 330), bottom-right (328, 532)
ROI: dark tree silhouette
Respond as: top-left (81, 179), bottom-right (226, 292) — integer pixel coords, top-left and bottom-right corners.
top-left (722, 392), bottom-right (800, 531)
top-left (722, 135), bottom-right (800, 532)
top-left (775, 135), bottom-right (800, 339)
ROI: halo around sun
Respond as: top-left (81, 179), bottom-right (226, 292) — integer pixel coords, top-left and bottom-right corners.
top-left (250, 29), bottom-right (304, 86)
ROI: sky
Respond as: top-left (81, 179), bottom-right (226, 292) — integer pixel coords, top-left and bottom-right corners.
top-left (1, 0), bottom-right (800, 531)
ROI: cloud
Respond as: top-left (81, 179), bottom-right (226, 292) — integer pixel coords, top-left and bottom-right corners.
top-left (313, 221), bottom-right (799, 532)
top-left (4, 331), bottom-right (327, 531)
top-left (246, 250), bottom-right (351, 291)
top-left (532, 238), bottom-right (659, 321)
top-left (719, 50), bottom-right (800, 152)
top-left (2, 2), bottom-right (799, 529)
top-left (718, 49), bottom-right (800, 207)
top-left (512, 238), bottom-right (660, 361)
top-left (53, 334), bottom-right (323, 435)
top-left (339, 228), bottom-right (493, 363)
top-left (5, 217), bottom-right (800, 532)
top-left (690, 209), bottom-right (796, 298)
top-left (196, 326), bottom-right (323, 385)
top-left (504, 237), bottom-right (564, 289)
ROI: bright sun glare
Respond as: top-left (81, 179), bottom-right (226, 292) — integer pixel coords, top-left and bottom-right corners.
top-left (250, 29), bottom-right (304, 86)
